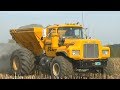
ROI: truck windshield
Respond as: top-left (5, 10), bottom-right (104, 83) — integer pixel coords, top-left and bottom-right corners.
top-left (58, 27), bottom-right (84, 39)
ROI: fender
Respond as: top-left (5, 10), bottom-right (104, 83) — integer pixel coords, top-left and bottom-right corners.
top-left (56, 51), bottom-right (68, 57)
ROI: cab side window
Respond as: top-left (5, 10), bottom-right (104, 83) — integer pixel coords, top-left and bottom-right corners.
top-left (48, 28), bottom-right (52, 38)
top-left (48, 28), bottom-right (56, 38)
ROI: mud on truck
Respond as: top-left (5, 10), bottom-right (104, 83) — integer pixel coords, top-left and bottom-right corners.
top-left (10, 23), bottom-right (110, 78)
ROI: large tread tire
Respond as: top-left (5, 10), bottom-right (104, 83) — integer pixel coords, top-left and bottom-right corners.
top-left (50, 56), bottom-right (74, 79)
top-left (10, 48), bottom-right (35, 75)
top-left (39, 54), bottom-right (51, 74)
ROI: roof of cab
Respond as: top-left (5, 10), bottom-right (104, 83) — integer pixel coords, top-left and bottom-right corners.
top-left (47, 23), bottom-right (83, 28)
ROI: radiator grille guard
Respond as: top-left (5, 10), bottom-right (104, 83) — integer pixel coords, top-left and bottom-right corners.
top-left (84, 44), bottom-right (99, 58)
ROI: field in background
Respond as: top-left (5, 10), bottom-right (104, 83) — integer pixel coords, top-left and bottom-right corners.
top-left (0, 43), bottom-right (120, 79)
top-left (109, 44), bottom-right (120, 58)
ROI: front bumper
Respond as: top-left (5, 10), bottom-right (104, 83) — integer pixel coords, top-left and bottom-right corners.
top-left (73, 60), bottom-right (108, 69)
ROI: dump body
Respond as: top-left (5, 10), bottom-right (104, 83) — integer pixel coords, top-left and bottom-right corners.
top-left (10, 27), bottom-right (44, 56)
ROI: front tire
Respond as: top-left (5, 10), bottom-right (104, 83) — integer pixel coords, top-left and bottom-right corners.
top-left (10, 48), bottom-right (35, 75)
top-left (50, 56), bottom-right (74, 79)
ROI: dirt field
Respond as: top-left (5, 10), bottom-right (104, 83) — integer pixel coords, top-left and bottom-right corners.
top-left (0, 43), bottom-right (120, 79)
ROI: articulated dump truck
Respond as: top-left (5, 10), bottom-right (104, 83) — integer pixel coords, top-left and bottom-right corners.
top-left (10, 23), bottom-right (110, 78)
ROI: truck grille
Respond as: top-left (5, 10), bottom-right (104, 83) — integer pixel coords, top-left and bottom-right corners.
top-left (84, 44), bottom-right (98, 58)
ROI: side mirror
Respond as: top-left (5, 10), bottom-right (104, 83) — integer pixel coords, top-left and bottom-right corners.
top-left (60, 37), bottom-right (65, 43)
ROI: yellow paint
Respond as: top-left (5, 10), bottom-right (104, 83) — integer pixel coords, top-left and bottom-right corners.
top-left (51, 33), bottom-right (59, 49)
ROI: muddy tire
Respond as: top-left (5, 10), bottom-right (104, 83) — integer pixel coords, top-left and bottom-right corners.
top-left (10, 48), bottom-right (35, 75)
top-left (50, 56), bottom-right (74, 79)
top-left (39, 55), bottom-right (51, 75)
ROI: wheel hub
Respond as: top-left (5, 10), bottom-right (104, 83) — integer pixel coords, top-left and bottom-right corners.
top-left (53, 63), bottom-right (60, 76)
top-left (12, 57), bottom-right (19, 71)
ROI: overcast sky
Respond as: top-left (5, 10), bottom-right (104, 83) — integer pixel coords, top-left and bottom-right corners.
top-left (0, 11), bottom-right (120, 45)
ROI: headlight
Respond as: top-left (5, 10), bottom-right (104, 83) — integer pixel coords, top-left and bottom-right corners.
top-left (72, 50), bottom-right (80, 55)
top-left (102, 50), bottom-right (108, 55)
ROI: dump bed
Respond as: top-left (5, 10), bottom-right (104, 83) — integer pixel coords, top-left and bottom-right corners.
top-left (10, 27), bottom-right (44, 56)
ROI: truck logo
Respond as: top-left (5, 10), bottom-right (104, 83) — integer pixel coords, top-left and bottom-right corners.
top-left (48, 47), bottom-right (54, 51)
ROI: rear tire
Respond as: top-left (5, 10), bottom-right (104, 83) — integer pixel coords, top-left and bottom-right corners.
top-left (50, 56), bottom-right (74, 79)
top-left (10, 48), bottom-right (35, 75)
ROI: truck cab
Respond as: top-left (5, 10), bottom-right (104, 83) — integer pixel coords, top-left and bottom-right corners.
top-left (44, 23), bottom-right (110, 74)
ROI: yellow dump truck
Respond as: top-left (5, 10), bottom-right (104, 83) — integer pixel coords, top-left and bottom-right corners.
top-left (10, 23), bottom-right (110, 78)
